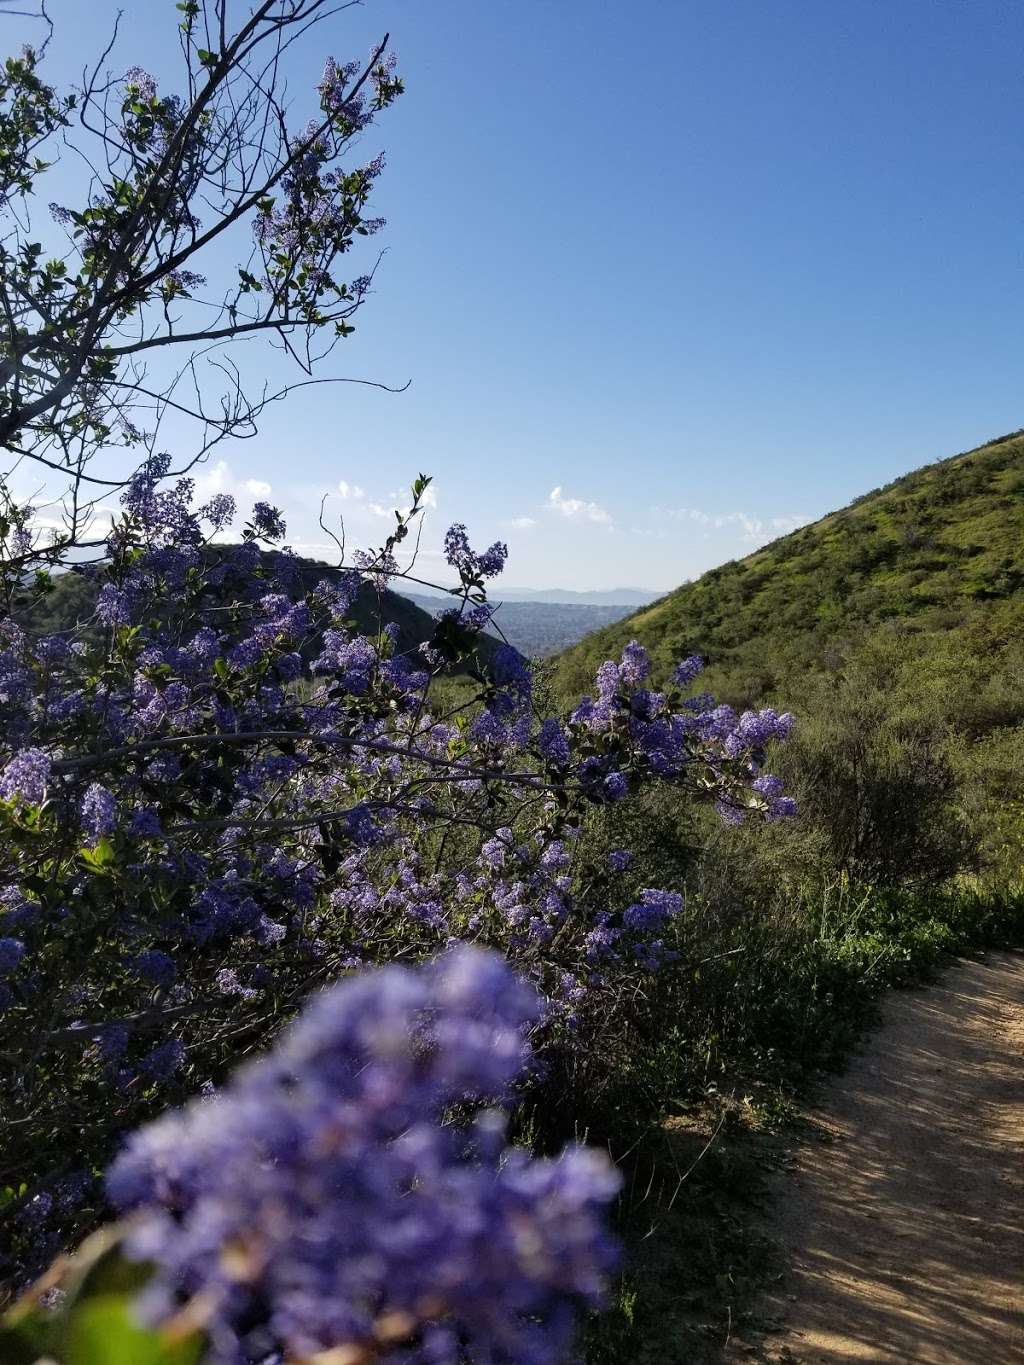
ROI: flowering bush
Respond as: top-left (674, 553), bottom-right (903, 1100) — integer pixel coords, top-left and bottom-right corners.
top-left (0, 458), bottom-right (793, 1287)
top-left (0, 2), bottom-right (797, 1340)
top-left (1, 948), bottom-right (621, 1364)
top-left (112, 947), bottom-right (620, 1363)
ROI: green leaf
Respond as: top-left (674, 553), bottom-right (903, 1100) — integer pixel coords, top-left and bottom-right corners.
top-left (80, 837), bottom-right (116, 871)
top-left (0, 1311), bottom-right (57, 1363)
top-left (62, 1294), bottom-right (203, 1365)
top-left (196, 48), bottom-right (217, 67)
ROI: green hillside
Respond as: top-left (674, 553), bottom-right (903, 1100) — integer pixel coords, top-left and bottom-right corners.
top-left (556, 428), bottom-right (1024, 708)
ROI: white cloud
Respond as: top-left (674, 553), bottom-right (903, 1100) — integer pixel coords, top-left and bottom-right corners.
top-left (191, 460), bottom-right (231, 500)
top-left (547, 486), bottom-right (612, 525)
top-left (188, 463), bottom-right (276, 542)
top-left (193, 460), bottom-right (273, 506)
top-left (288, 539), bottom-right (343, 559)
top-left (367, 502), bottom-right (392, 519)
top-left (338, 480), bottom-right (365, 500)
top-left (28, 504), bottom-right (118, 542)
top-left (734, 513), bottom-right (765, 542)
top-left (660, 505), bottom-right (808, 545)
top-left (505, 515), bottom-right (537, 530)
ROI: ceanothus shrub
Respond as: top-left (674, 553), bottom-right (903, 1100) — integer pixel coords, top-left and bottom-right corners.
top-left (0, 461), bottom-right (793, 1288)
top-left (102, 946), bottom-right (621, 1365)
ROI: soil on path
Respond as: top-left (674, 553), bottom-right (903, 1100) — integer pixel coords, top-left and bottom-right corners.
top-left (748, 952), bottom-right (1024, 1364)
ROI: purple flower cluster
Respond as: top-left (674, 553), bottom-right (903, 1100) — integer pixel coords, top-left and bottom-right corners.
top-left (0, 747), bottom-right (50, 805)
top-left (623, 887), bottom-right (683, 932)
top-left (246, 45), bottom-right (399, 324)
top-left (96, 583), bottom-right (136, 627)
top-left (752, 771), bottom-right (798, 820)
top-left (132, 950), bottom-right (176, 989)
top-left (672, 654), bottom-right (704, 685)
top-left (444, 523), bottom-right (509, 580)
top-left (80, 784), bottom-right (117, 841)
top-left (250, 501), bottom-right (285, 541)
top-left (123, 65), bottom-right (157, 102)
top-left (0, 936), bottom-right (25, 978)
top-left (108, 949), bottom-right (619, 1365)
top-left (538, 717), bottom-right (570, 767)
top-left (317, 48), bottom-right (399, 131)
top-left (564, 641), bottom-right (796, 822)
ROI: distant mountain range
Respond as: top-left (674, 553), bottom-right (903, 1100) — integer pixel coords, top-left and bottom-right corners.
top-left (411, 585), bottom-right (660, 608)
top-left (407, 595), bottom-right (644, 657)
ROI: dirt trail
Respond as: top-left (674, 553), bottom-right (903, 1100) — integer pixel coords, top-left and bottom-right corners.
top-left (751, 952), bottom-right (1024, 1364)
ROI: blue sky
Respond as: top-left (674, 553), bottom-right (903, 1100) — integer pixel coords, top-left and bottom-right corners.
top-left (10, 0), bottom-right (1024, 590)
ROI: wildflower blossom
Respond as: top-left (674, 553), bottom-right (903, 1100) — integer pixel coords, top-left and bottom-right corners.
top-left (80, 784), bottom-right (117, 841)
top-left (672, 655), bottom-right (704, 685)
top-left (619, 640), bottom-right (651, 686)
top-left (132, 951), bottom-right (176, 989)
top-left (622, 888), bottom-right (683, 932)
top-left (0, 748), bottom-right (50, 805)
top-left (123, 66), bottom-right (157, 101)
top-left (538, 717), bottom-right (570, 766)
top-left (0, 937), bottom-right (25, 978)
top-left (444, 523), bottom-right (508, 580)
top-left (108, 949), bottom-right (620, 1365)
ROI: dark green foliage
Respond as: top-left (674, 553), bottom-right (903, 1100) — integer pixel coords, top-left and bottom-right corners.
top-left (768, 638), bottom-right (977, 885)
top-left (13, 549), bottom-right (500, 669)
top-left (0, 1227), bottom-right (204, 1364)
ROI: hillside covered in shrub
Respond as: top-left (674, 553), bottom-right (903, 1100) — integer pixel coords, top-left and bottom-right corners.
top-left (557, 428), bottom-right (1024, 704)
top-left (554, 430), bottom-right (1024, 888)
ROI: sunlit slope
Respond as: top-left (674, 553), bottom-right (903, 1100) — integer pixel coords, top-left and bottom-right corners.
top-left (554, 429), bottom-right (1024, 705)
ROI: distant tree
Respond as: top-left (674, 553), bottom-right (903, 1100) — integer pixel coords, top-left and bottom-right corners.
top-left (0, 0), bottom-right (402, 567)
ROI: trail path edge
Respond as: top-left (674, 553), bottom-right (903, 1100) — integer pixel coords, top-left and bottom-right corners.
top-left (735, 951), bottom-right (1024, 1363)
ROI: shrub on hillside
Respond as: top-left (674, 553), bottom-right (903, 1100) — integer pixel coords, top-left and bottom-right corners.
top-left (744, 636), bottom-right (975, 887)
